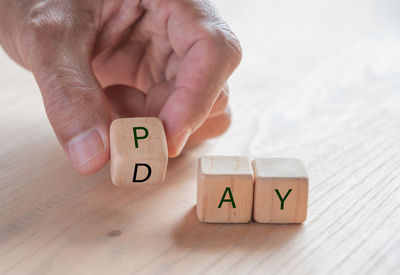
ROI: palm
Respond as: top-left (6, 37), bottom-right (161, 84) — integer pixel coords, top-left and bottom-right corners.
top-left (91, 4), bottom-right (183, 117)
top-left (93, 23), bottom-right (175, 90)
top-left (84, 0), bottom-right (238, 155)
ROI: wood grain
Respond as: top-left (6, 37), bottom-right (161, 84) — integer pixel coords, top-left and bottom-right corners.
top-left (252, 158), bottom-right (308, 223)
top-left (1, 0), bottom-right (400, 274)
top-left (197, 156), bottom-right (254, 223)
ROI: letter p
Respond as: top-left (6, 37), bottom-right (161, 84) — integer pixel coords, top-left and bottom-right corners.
top-left (133, 127), bottom-right (149, 148)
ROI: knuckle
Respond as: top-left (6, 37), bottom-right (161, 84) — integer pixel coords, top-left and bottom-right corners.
top-left (213, 26), bottom-right (242, 66)
top-left (178, 85), bottom-right (216, 117)
top-left (44, 66), bottom-right (93, 95)
top-left (170, 0), bottom-right (242, 66)
top-left (26, 0), bottom-right (96, 42)
top-left (199, 21), bottom-right (242, 67)
top-left (225, 34), bottom-right (242, 65)
top-left (197, 92), bottom-right (216, 116)
top-left (43, 67), bottom-right (97, 123)
top-left (215, 90), bottom-right (229, 110)
top-left (167, 0), bottom-right (190, 14)
top-left (45, 89), bottom-right (82, 123)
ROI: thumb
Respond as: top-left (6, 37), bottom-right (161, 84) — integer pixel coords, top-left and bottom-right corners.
top-left (31, 49), bottom-right (112, 174)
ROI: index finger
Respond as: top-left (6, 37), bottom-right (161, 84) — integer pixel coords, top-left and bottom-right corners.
top-left (152, 0), bottom-right (242, 156)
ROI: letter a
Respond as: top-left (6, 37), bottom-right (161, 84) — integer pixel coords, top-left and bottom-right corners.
top-left (218, 187), bottom-right (236, 208)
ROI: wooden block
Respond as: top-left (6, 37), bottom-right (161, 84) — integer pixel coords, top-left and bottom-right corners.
top-left (110, 117), bottom-right (168, 187)
top-left (197, 156), bottom-right (254, 223)
top-left (252, 158), bottom-right (308, 223)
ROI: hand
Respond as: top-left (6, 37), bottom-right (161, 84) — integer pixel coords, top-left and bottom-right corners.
top-left (0, 0), bottom-right (242, 174)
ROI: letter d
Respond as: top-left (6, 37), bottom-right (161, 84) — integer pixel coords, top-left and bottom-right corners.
top-left (132, 163), bottom-right (152, 182)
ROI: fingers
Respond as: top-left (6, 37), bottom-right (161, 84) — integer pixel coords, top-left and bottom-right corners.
top-left (186, 106), bottom-right (232, 146)
top-left (158, 0), bottom-right (242, 157)
top-left (19, 1), bottom-right (113, 174)
top-left (105, 81), bottom-right (230, 151)
top-left (31, 49), bottom-right (112, 174)
top-left (209, 84), bottom-right (229, 118)
top-left (104, 85), bottom-right (147, 118)
top-left (105, 81), bottom-right (228, 119)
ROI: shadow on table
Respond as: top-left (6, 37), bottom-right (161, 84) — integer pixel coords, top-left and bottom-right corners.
top-left (2, 133), bottom-right (300, 261)
top-left (171, 206), bottom-right (304, 253)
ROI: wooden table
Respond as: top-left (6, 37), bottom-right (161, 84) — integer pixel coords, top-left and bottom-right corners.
top-left (1, 0), bottom-right (399, 274)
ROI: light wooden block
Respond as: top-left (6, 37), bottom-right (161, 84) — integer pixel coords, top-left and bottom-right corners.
top-left (197, 156), bottom-right (254, 223)
top-left (110, 117), bottom-right (168, 187)
top-left (252, 158), bottom-right (308, 223)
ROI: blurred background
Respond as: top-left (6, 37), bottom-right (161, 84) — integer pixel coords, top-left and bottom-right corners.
top-left (211, 0), bottom-right (400, 156)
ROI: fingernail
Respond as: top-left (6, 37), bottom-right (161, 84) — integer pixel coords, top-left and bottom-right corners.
top-left (66, 129), bottom-right (105, 167)
top-left (174, 129), bottom-right (191, 155)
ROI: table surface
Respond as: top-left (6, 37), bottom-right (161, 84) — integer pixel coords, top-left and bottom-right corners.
top-left (1, 0), bottom-right (399, 274)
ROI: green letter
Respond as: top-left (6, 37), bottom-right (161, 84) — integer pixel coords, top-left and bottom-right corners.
top-left (218, 187), bottom-right (236, 208)
top-left (275, 189), bottom-right (292, 210)
top-left (133, 127), bottom-right (148, 148)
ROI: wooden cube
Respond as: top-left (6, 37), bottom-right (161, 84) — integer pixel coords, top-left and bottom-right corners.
top-left (197, 156), bottom-right (254, 223)
top-left (252, 158), bottom-right (308, 223)
top-left (110, 117), bottom-right (168, 187)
